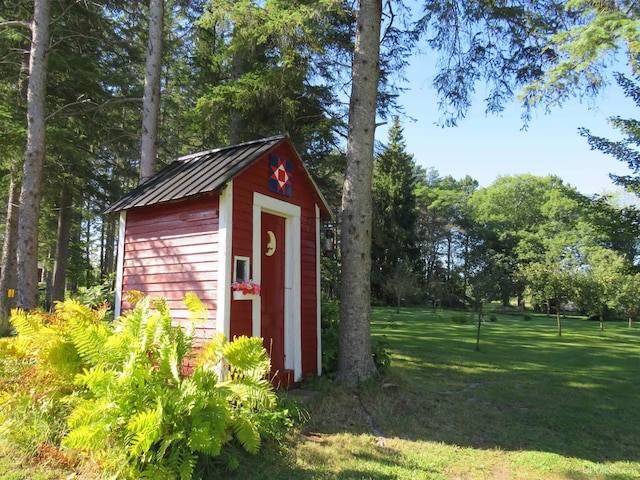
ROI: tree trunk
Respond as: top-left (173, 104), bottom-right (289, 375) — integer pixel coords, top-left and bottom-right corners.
top-left (51, 188), bottom-right (73, 303)
top-left (599, 309), bottom-right (604, 331)
top-left (556, 309), bottom-right (562, 336)
top-left (475, 303), bottom-right (483, 351)
top-left (101, 213), bottom-right (116, 278)
top-left (139, 0), bottom-right (163, 182)
top-left (44, 261), bottom-right (53, 310)
top-left (16, 0), bottom-right (51, 310)
top-left (0, 166), bottom-right (20, 331)
top-left (336, 0), bottom-right (381, 386)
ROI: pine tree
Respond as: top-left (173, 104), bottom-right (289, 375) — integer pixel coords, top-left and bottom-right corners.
top-left (580, 72), bottom-right (640, 194)
top-left (371, 117), bottom-right (420, 304)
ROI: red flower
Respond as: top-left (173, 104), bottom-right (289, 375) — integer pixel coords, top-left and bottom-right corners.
top-left (231, 280), bottom-right (261, 295)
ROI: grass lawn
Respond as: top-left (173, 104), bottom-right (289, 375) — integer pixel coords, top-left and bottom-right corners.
top-left (2, 307), bottom-right (639, 479)
top-left (228, 307), bottom-right (640, 479)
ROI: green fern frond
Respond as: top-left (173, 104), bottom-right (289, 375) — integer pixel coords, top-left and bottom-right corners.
top-left (9, 309), bottom-right (45, 338)
top-left (156, 432), bottom-right (186, 460)
top-left (193, 331), bottom-right (227, 370)
top-left (226, 377), bottom-right (277, 411)
top-left (126, 401), bottom-right (163, 458)
top-left (231, 415), bottom-right (261, 454)
top-left (189, 366), bottom-right (219, 393)
top-left (54, 299), bottom-right (95, 324)
top-left (116, 296), bottom-right (150, 339)
top-left (66, 394), bottom-right (118, 431)
top-left (140, 311), bottom-right (160, 354)
top-left (183, 291), bottom-right (208, 324)
top-left (159, 447), bottom-right (197, 480)
top-left (62, 421), bottom-right (111, 451)
top-left (137, 463), bottom-right (178, 479)
top-left (171, 318), bottom-right (195, 363)
top-left (177, 451), bottom-right (197, 480)
top-left (157, 340), bottom-right (181, 384)
top-left (68, 317), bottom-right (112, 366)
top-left (221, 335), bottom-right (271, 380)
top-left (187, 402), bottom-right (229, 456)
top-left (0, 336), bottom-right (28, 359)
top-left (74, 364), bottom-right (119, 396)
top-left (44, 338), bottom-right (83, 377)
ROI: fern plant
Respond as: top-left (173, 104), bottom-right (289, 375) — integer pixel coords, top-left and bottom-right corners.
top-left (0, 300), bottom-right (109, 461)
top-left (62, 293), bottom-right (287, 479)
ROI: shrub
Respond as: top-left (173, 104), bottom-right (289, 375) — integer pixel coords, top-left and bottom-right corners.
top-left (321, 302), bottom-right (391, 377)
top-left (0, 300), bottom-right (107, 467)
top-left (372, 336), bottom-right (391, 373)
top-left (61, 294), bottom-right (288, 478)
top-left (1, 294), bottom-right (289, 479)
top-left (321, 302), bottom-right (340, 377)
top-left (451, 313), bottom-right (470, 324)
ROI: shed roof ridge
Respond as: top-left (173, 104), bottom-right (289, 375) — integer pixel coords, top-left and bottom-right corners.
top-left (177, 134), bottom-right (287, 162)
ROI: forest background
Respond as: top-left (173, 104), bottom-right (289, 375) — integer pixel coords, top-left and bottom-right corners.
top-left (1, 0), bottom-right (640, 339)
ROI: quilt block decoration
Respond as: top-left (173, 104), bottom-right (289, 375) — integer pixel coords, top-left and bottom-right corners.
top-left (269, 154), bottom-right (292, 196)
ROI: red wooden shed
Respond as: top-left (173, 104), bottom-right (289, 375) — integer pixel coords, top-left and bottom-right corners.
top-left (105, 135), bottom-right (332, 385)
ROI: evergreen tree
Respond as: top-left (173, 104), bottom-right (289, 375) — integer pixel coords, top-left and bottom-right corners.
top-left (371, 117), bottom-right (420, 304)
top-left (414, 172), bottom-right (478, 307)
top-left (580, 72), bottom-right (640, 194)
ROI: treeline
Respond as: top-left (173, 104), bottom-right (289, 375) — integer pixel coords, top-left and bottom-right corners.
top-left (1, 0), bottom-right (640, 335)
top-left (364, 118), bottom-right (640, 325)
top-left (0, 0), bottom-right (360, 325)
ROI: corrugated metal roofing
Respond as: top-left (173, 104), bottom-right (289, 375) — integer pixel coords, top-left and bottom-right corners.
top-left (105, 135), bottom-right (287, 214)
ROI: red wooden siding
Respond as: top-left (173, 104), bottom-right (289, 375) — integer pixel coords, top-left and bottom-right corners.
top-left (121, 194), bottom-right (220, 340)
top-left (231, 143), bottom-right (321, 377)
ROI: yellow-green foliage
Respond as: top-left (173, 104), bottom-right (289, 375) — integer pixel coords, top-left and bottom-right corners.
top-left (0, 300), bottom-right (108, 457)
top-left (1, 294), bottom-right (289, 479)
top-left (60, 294), bottom-right (286, 479)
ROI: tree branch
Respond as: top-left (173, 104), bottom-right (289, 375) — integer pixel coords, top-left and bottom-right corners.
top-left (46, 97), bottom-right (143, 122)
top-left (0, 20), bottom-right (32, 31)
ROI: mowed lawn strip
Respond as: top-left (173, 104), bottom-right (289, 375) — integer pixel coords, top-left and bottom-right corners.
top-left (227, 307), bottom-right (640, 479)
top-left (277, 308), bottom-right (639, 480)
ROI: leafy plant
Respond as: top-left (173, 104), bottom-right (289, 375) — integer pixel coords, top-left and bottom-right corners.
top-left (61, 293), bottom-right (287, 478)
top-left (320, 302), bottom-right (340, 377)
top-left (371, 336), bottom-right (391, 374)
top-left (451, 313), bottom-right (470, 324)
top-left (0, 300), bottom-right (105, 468)
top-left (321, 302), bottom-right (391, 377)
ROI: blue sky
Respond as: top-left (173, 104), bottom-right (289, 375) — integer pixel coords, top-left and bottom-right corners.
top-left (376, 56), bottom-right (638, 197)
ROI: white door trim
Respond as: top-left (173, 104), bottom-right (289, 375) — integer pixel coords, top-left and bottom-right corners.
top-left (252, 192), bottom-right (301, 380)
top-left (114, 211), bottom-right (127, 319)
top-left (217, 182), bottom-right (233, 337)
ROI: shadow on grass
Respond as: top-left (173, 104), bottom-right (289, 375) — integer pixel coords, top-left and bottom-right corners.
top-left (221, 308), bottom-right (640, 479)
top-left (362, 308), bottom-right (640, 464)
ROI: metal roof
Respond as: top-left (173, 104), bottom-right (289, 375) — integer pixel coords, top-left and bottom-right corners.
top-left (105, 135), bottom-right (289, 214)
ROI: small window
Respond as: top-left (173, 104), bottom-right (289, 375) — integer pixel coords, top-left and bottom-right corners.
top-left (234, 256), bottom-right (250, 283)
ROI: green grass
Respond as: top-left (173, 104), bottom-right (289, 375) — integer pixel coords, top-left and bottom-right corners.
top-left (3, 307), bottom-right (640, 479)
top-left (227, 308), bottom-right (640, 479)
